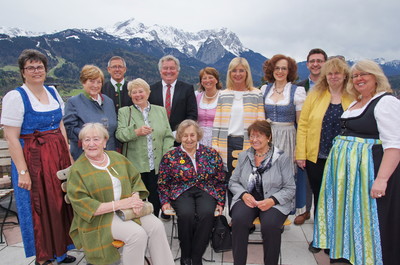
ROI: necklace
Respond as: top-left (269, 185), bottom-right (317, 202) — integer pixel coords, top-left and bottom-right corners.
top-left (86, 152), bottom-right (107, 165)
top-left (255, 151), bottom-right (268, 157)
top-left (273, 87), bottom-right (284, 95)
top-left (204, 91), bottom-right (218, 99)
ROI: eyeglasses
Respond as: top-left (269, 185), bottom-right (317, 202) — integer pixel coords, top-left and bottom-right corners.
top-left (351, 72), bottom-right (372, 79)
top-left (274, 67), bottom-right (288, 72)
top-left (109, 65), bottom-right (125, 70)
top-left (24, 65), bottom-right (45, 73)
top-left (308, 59), bottom-right (325, 64)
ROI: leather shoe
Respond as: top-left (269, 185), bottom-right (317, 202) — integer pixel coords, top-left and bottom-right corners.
top-left (294, 211), bottom-right (310, 225)
top-left (60, 255), bottom-right (76, 263)
top-left (308, 241), bottom-right (321, 253)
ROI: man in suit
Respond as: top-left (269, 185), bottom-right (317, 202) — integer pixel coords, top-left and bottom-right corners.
top-left (297, 48), bottom-right (328, 92)
top-left (102, 56), bottom-right (132, 113)
top-left (149, 55), bottom-right (197, 221)
top-left (293, 48), bottom-right (328, 228)
top-left (148, 55), bottom-right (197, 138)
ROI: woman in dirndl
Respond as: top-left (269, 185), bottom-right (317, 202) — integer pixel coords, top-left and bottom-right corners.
top-left (313, 60), bottom-right (400, 265)
top-left (1, 49), bottom-right (75, 265)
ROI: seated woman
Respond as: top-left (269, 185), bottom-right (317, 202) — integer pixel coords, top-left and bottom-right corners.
top-left (67, 123), bottom-right (174, 265)
top-left (229, 120), bottom-right (295, 265)
top-left (158, 120), bottom-right (226, 265)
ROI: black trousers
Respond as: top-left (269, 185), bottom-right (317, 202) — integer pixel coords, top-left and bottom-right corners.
top-left (231, 200), bottom-right (287, 265)
top-left (141, 170), bottom-right (161, 217)
top-left (170, 187), bottom-right (217, 264)
top-left (305, 158), bottom-right (327, 216)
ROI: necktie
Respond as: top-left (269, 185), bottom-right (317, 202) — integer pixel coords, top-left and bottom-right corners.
top-left (116, 83), bottom-right (122, 108)
top-left (165, 84), bottom-right (172, 119)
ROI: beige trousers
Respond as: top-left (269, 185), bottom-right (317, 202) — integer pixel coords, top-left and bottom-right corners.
top-left (111, 214), bottom-right (174, 265)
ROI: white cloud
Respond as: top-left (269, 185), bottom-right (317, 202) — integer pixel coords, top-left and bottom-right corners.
top-left (1, 0), bottom-right (400, 61)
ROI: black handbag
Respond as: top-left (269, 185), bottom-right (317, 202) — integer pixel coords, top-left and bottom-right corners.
top-left (211, 215), bottom-right (232, 253)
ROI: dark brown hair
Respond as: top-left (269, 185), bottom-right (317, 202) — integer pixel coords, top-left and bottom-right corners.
top-left (198, 67), bottom-right (223, 91)
top-left (263, 54), bottom-right (298, 83)
top-left (247, 120), bottom-right (272, 144)
top-left (18, 49), bottom-right (48, 82)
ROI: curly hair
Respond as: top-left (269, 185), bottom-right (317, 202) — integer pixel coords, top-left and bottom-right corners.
top-left (263, 54), bottom-right (298, 83)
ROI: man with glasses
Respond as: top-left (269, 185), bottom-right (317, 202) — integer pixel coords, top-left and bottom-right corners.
top-left (293, 48), bottom-right (327, 229)
top-left (297, 48), bottom-right (328, 92)
top-left (103, 56), bottom-right (132, 112)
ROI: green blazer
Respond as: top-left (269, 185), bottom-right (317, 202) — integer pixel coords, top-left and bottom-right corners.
top-left (67, 151), bottom-right (149, 265)
top-left (116, 104), bottom-right (174, 174)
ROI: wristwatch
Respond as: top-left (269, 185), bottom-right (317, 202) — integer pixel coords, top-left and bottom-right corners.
top-left (19, 169), bottom-right (28, 175)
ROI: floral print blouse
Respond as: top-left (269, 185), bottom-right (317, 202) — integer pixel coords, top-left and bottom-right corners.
top-left (158, 144), bottom-right (226, 206)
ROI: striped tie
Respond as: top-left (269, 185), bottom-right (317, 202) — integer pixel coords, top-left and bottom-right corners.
top-left (165, 84), bottom-right (172, 118)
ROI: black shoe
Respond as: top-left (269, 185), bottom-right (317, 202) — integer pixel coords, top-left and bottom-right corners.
top-left (308, 242), bottom-right (321, 253)
top-left (160, 212), bottom-right (171, 222)
top-left (324, 248), bottom-right (330, 255)
top-left (60, 255), bottom-right (76, 263)
top-left (180, 257), bottom-right (191, 265)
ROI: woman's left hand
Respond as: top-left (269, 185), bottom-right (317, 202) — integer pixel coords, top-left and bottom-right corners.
top-left (214, 205), bottom-right (223, 216)
top-left (371, 178), bottom-right (387, 199)
top-left (257, 198), bottom-right (275, 211)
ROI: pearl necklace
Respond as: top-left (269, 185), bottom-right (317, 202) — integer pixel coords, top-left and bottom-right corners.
top-left (204, 91), bottom-right (218, 99)
top-left (86, 152), bottom-right (107, 165)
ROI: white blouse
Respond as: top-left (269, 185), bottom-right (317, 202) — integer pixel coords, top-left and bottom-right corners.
top-left (342, 92), bottom-right (400, 150)
top-left (1, 84), bottom-right (64, 127)
top-left (260, 82), bottom-right (306, 111)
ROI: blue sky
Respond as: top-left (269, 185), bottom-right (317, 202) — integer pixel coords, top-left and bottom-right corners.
top-left (1, 0), bottom-right (399, 61)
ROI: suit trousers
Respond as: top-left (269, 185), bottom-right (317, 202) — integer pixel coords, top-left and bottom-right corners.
top-left (170, 187), bottom-right (217, 264)
top-left (231, 200), bottom-right (287, 265)
top-left (306, 158), bottom-right (327, 216)
top-left (111, 214), bottom-right (174, 265)
top-left (140, 170), bottom-right (161, 217)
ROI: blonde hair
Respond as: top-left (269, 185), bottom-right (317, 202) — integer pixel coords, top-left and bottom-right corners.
top-left (346, 60), bottom-right (392, 100)
top-left (175, 120), bottom-right (203, 143)
top-left (226, 57), bottom-right (255, 90)
top-left (79, 123), bottom-right (109, 141)
top-left (313, 58), bottom-right (351, 97)
top-left (127, 78), bottom-right (151, 96)
top-left (80, 65), bottom-right (104, 85)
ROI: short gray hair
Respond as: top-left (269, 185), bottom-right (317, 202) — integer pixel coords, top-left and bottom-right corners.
top-left (79, 123), bottom-right (109, 141)
top-left (158, 55), bottom-right (180, 72)
top-left (127, 78), bottom-right (151, 96)
top-left (175, 120), bottom-right (203, 143)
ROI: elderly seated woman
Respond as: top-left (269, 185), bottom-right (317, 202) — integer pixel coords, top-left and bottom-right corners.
top-left (158, 119), bottom-right (226, 265)
top-left (229, 120), bottom-right (295, 265)
top-left (67, 123), bottom-right (174, 265)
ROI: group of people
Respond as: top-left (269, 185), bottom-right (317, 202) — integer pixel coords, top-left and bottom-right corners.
top-left (1, 47), bottom-right (399, 265)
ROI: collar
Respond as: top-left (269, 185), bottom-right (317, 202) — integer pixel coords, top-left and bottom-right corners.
top-left (162, 79), bottom-right (177, 88)
top-left (83, 91), bottom-right (103, 105)
top-left (111, 78), bottom-right (125, 86)
top-left (133, 102), bottom-right (151, 112)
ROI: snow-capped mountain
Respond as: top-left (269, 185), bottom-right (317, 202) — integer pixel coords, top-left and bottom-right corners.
top-left (100, 18), bottom-right (248, 64)
top-left (0, 26), bottom-right (46, 38)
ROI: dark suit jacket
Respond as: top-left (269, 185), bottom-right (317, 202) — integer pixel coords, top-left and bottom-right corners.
top-left (102, 80), bottom-right (132, 113)
top-left (296, 78), bottom-right (310, 92)
top-left (148, 80), bottom-right (197, 132)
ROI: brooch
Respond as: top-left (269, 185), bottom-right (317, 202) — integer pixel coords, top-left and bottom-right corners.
top-left (180, 159), bottom-right (185, 164)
